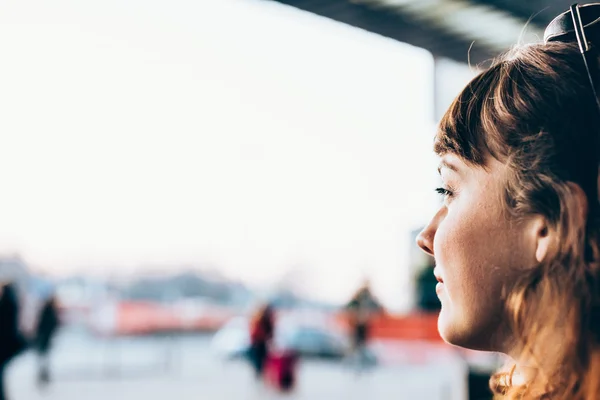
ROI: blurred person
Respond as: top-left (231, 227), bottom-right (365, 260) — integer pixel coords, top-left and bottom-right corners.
top-left (34, 294), bottom-right (60, 389)
top-left (248, 304), bottom-right (274, 380)
top-left (416, 3), bottom-right (600, 399)
top-left (344, 281), bottom-right (382, 373)
top-left (0, 282), bottom-right (27, 400)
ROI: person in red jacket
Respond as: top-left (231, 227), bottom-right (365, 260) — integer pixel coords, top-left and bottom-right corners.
top-left (248, 304), bottom-right (274, 379)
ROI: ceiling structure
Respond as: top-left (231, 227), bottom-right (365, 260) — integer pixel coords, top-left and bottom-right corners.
top-left (267, 0), bottom-right (577, 65)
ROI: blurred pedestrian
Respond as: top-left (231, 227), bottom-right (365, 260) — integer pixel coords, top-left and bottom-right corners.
top-left (0, 282), bottom-right (27, 400)
top-left (34, 294), bottom-right (60, 389)
top-left (344, 281), bottom-right (383, 373)
top-left (248, 304), bottom-right (274, 380)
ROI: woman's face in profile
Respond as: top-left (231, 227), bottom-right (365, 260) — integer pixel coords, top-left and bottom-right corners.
top-left (417, 153), bottom-right (538, 352)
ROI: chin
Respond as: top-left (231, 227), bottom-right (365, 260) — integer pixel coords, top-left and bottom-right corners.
top-left (437, 307), bottom-right (491, 351)
top-left (437, 308), bottom-right (460, 344)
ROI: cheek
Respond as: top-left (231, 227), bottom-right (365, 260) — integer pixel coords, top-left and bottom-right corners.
top-left (433, 199), bottom-right (527, 349)
top-left (434, 204), bottom-right (493, 278)
top-left (436, 201), bottom-right (515, 302)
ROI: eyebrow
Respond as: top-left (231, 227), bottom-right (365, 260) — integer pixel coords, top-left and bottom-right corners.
top-left (437, 159), bottom-right (460, 175)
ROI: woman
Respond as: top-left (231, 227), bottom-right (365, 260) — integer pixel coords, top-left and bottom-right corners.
top-left (248, 304), bottom-right (274, 379)
top-left (417, 4), bottom-right (600, 399)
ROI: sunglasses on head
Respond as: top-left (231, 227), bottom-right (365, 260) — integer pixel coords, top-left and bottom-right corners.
top-left (545, 3), bottom-right (600, 113)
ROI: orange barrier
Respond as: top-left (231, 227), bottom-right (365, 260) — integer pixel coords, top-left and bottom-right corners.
top-left (334, 312), bottom-right (443, 342)
top-left (113, 301), bottom-right (239, 335)
top-left (107, 299), bottom-right (443, 342)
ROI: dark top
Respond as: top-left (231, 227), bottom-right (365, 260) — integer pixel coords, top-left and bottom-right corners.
top-left (35, 299), bottom-right (60, 352)
top-left (0, 284), bottom-right (26, 363)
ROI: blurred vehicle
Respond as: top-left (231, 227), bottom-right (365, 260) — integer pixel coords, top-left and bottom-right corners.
top-left (210, 316), bottom-right (376, 362)
top-left (210, 316), bottom-right (250, 359)
top-left (276, 325), bottom-right (348, 360)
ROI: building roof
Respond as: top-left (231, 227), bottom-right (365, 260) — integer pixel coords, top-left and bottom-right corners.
top-left (268, 0), bottom-right (577, 65)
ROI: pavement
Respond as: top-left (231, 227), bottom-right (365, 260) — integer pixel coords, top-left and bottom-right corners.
top-left (5, 329), bottom-right (468, 400)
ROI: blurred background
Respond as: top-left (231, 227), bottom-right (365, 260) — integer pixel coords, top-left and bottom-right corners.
top-left (0, 0), bottom-right (575, 399)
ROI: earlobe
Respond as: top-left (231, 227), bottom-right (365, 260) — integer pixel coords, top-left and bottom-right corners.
top-left (527, 214), bottom-right (553, 264)
top-left (535, 222), bottom-right (551, 263)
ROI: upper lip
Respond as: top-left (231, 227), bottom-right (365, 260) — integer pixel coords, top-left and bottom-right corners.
top-left (433, 268), bottom-right (444, 283)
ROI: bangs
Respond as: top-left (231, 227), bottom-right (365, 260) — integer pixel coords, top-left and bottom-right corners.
top-left (435, 59), bottom-right (523, 166)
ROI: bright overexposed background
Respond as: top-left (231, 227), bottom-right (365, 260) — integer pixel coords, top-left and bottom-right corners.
top-left (0, 0), bottom-right (442, 309)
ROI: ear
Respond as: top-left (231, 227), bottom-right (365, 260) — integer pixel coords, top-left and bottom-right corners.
top-left (530, 216), bottom-right (552, 264)
top-left (531, 182), bottom-right (588, 264)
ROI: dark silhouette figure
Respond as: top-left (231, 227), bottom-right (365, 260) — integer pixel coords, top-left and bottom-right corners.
top-left (0, 283), bottom-right (27, 400)
top-left (248, 304), bottom-right (274, 379)
top-left (34, 295), bottom-right (60, 388)
top-left (345, 281), bottom-right (383, 372)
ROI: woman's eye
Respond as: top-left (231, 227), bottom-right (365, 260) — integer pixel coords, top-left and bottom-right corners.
top-left (435, 187), bottom-right (454, 198)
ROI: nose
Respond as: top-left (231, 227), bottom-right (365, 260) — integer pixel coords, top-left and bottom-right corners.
top-left (416, 224), bottom-right (435, 257)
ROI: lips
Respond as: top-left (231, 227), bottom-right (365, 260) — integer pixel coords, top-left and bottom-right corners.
top-left (434, 268), bottom-right (445, 296)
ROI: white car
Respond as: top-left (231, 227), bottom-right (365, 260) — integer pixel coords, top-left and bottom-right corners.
top-left (210, 317), bottom-right (251, 359)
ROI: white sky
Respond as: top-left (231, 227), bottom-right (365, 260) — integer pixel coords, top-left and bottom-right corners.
top-left (0, 0), bottom-right (442, 308)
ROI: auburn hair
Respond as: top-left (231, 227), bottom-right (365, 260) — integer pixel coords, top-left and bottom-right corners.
top-left (436, 42), bottom-right (600, 399)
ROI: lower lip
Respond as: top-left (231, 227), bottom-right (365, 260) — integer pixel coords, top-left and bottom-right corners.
top-left (436, 282), bottom-right (444, 294)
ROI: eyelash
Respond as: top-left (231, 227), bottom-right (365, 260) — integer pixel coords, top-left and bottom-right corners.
top-left (435, 187), bottom-right (454, 198)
